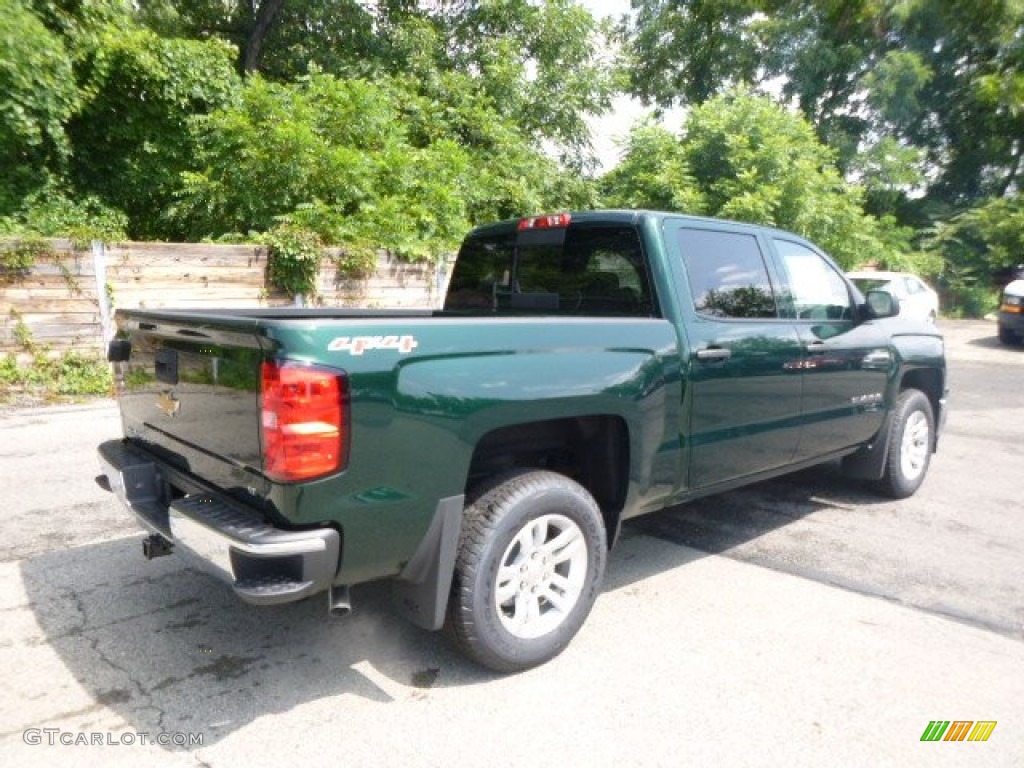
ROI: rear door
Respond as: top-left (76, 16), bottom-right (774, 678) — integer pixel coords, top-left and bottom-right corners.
top-left (666, 221), bottom-right (804, 490)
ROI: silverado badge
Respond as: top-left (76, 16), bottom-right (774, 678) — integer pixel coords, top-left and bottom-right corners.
top-left (156, 390), bottom-right (180, 417)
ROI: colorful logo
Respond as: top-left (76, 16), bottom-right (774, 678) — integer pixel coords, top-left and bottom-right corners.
top-left (920, 721), bottom-right (997, 742)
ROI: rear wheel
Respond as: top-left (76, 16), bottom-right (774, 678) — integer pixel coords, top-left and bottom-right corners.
top-left (877, 388), bottom-right (934, 499)
top-left (447, 469), bottom-right (606, 672)
top-left (998, 325), bottom-right (1019, 345)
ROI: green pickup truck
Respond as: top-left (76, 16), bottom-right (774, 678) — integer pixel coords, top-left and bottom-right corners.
top-left (97, 210), bottom-right (947, 671)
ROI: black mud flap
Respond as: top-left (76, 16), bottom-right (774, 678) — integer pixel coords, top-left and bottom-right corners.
top-left (841, 412), bottom-right (893, 480)
top-left (392, 495), bottom-right (464, 631)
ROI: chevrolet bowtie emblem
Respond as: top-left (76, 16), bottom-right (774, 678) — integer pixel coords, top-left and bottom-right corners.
top-left (156, 390), bottom-right (180, 417)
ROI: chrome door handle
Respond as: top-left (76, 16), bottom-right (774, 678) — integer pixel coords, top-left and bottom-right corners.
top-left (695, 347), bottom-right (732, 362)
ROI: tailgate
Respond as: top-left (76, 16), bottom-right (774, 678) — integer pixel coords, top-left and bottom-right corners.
top-left (113, 311), bottom-right (270, 500)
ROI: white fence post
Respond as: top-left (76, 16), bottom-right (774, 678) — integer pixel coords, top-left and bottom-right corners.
top-left (92, 240), bottom-right (112, 349)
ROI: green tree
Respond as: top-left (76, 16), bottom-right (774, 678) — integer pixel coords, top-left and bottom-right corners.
top-left (622, 0), bottom-right (766, 107)
top-left (167, 71), bottom-right (590, 257)
top-left (602, 90), bottom-right (911, 269)
top-left (136, 1), bottom-right (614, 160)
top-left (0, 0), bottom-right (79, 214)
top-left (925, 194), bottom-right (1024, 288)
top-left (66, 27), bottom-right (241, 238)
top-left (621, 0), bottom-right (1024, 209)
top-left (439, 0), bottom-right (615, 159)
top-left (599, 123), bottom-right (700, 212)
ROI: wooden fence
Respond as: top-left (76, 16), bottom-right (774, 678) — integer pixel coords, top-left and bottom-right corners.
top-left (1, 240), bottom-right (450, 360)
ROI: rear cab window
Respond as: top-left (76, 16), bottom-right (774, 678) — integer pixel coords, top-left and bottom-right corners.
top-left (444, 219), bottom-right (657, 317)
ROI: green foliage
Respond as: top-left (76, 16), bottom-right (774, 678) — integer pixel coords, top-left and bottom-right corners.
top-left (0, 178), bottom-right (128, 245)
top-left (849, 137), bottom-right (927, 220)
top-left (441, 0), bottom-right (615, 160)
top-left (622, 0), bottom-right (763, 107)
top-left (134, 1), bottom-right (613, 162)
top-left (622, 0), bottom-right (1024, 210)
top-left (0, 312), bottom-right (111, 400)
top-left (168, 70), bottom-right (589, 260)
top-left (67, 27), bottom-right (240, 238)
top-left (941, 285), bottom-right (1000, 320)
top-left (0, 0), bottom-right (79, 214)
top-left (602, 90), bottom-right (910, 269)
top-left (599, 124), bottom-right (701, 212)
top-left (927, 195), bottom-right (1024, 274)
top-left (0, 351), bottom-right (112, 400)
top-left (51, 351), bottom-right (113, 395)
top-left (923, 194), bottom-right (1024, 316)
top-left (262, 224), bottom-right (326, 297)
top-left (0, 235), bottom-right (53, 280)
top-left (10, 308), bottom-right (34, 349)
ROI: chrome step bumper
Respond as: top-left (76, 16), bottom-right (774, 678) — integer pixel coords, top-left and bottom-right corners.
top-left (97, 439), bottom-right (340, 605)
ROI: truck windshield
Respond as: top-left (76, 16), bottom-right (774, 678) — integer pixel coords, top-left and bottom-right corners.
top-left (444, 223), bottom-right (656, 316)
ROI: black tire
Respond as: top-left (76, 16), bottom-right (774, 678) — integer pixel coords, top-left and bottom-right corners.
top-left (446, 469), bottom-right (607, 672)
top-left (877, 388), bottom-right (935, 499)
top-left (998, 325), bottom-right (1019, 345)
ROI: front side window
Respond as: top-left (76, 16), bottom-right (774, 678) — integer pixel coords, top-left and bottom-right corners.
top-left (677, 228), bottom-right (777, 319)
top-left (773, 239), bottom-right (853, 321)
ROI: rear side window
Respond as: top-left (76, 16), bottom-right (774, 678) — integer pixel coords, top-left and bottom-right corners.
top-left (445, 224), bottom-right (655, 316)
top-left (676, 228), bottom-right (777, 318)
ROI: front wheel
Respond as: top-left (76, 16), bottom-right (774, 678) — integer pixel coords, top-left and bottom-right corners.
top-left (446, 470), bottom-right (607, 672)
top-left (877, 388), bottom-right (935, 499)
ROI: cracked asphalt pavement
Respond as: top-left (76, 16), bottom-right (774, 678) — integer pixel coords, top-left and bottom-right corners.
top-left (1, 320), bottom-right (1022, 767)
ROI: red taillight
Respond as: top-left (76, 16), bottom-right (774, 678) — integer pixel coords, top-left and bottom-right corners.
top-left (517, 212), bottom-right (572, 230)
top-left (260, 360), bottom-right (348, 483)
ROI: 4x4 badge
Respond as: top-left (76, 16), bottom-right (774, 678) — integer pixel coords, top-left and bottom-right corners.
top-left (328, 335), bottom-right (419, 355)
top-left (156, 390), bottom-right (180, 417)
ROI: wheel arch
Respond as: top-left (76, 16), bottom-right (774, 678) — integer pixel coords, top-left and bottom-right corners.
top-left (899, 367), bottom-right (943, 446)
top-left (843, 367), bottom-right (943, 481)
top-left (465, 414), bottom-right (631, 547)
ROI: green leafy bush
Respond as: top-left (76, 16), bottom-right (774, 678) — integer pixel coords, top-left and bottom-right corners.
top-left (167, 70), bottom-right (590, 260)
top-left (0, 351), bottom-right (111, 401)
top-left (263, 224), bottom-right (326, 298)
top-left (0, 179), bottom-right (128, 246)
top-left (0, 236), bottom-right (48, 279)
top-left (602, 89), bottom-right (910, 270)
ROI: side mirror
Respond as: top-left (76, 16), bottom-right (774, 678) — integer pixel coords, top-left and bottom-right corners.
top-left (865, 289), bottom-right (899, 319)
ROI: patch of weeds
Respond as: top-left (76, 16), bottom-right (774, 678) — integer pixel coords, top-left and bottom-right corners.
top-left (1, 318), bottom-right (111, 403)
top-left (1, 235), bottom-right (52, 281)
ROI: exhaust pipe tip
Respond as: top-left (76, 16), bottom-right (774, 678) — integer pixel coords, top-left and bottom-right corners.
top-left (328, 585), bottom-right (352, 618)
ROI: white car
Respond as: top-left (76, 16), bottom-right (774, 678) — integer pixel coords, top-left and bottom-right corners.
top-left (846, 270), bottom-right (940, 324)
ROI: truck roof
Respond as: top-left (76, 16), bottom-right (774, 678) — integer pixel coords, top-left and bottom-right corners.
top-left (465, 209), bottom-right (819, 245)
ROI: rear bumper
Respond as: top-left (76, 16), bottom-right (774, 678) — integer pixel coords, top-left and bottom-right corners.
top-left (998, 309), bottom-right (1024, 333)
top-left (97, 439), bottom-right (340, 605)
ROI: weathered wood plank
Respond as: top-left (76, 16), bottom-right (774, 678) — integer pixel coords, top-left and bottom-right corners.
top-left (2, 238), bottom-right (447, 348)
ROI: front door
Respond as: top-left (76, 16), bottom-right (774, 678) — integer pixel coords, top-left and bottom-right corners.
top-left (768, 237), bottom-right (893, 459)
